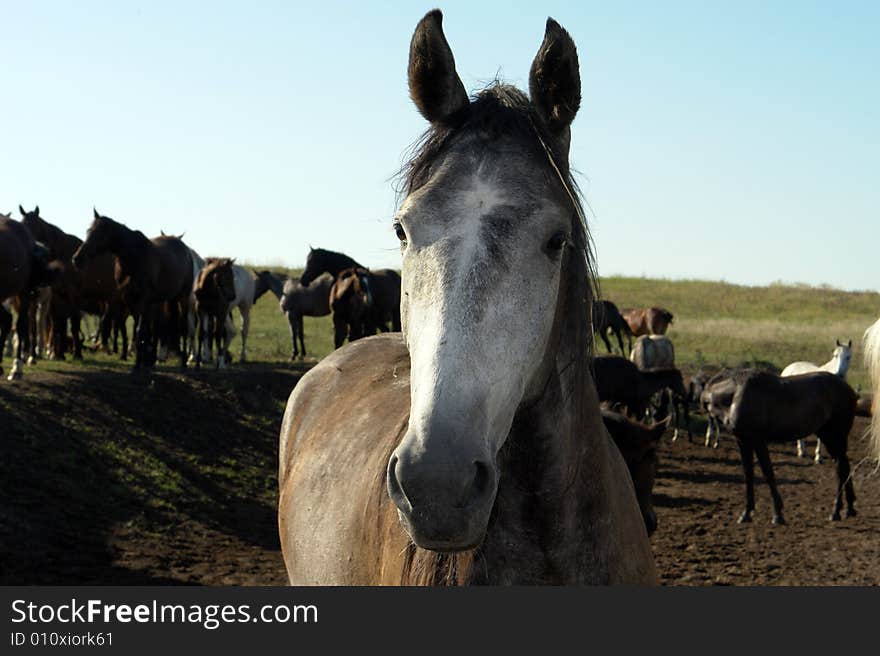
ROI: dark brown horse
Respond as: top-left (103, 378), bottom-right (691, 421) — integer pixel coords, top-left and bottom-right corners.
top-left (622, 307), bottom-right (674, 337)
top-left (592, 299), bottom-right (632, 355)
top-left (193, 258), bottom-right (237, 369)
top-left (601, 409), bottom-right (667, 535)
top-left (0, 214), bottom-right (59, 379)
top-left (299, 247), bottom-right (401, 332)
top-left (592, 355), bottom-right (687, 420)
top-left (72, 209), bottom-right (194, 371)
top-left (279, 12), bottom-right (656, 584)
top-left (704, 370), bottom-right (857, 525)
top-left (19, 205), bottom-right (125, 360)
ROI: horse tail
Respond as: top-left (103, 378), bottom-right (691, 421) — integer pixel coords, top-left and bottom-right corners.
top-left (863, 318), bottom-right (880, 463)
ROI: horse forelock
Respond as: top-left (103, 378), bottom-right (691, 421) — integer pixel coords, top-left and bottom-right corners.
top-left (398, 80), bottom-right (596, 337)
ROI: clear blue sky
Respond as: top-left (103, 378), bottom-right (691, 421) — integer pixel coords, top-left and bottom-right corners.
top-left (2, 1), bottom-right (877, 290)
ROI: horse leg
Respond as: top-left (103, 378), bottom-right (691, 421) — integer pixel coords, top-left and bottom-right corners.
top-left (8, 296), bottom-right (30, 380)
top-left (120, 311), bottom-right (130, 361)
top-left (392, 305), bottom-right (401, 332)
top-left (680, 397), bottom-right (693, 443)
top-left (298, 314), bottom-right (306, 357)
top-left (821, 432), bottom-right (855, 520)
top-left (239, 306), bottom-right (250, 363)
top-left (796, 439), bottom-right (806, 458)
top-left (287, 311), bottom-right (298, 360)
top-left (753, 440), bottom-right (785, 525)
top-left (829, 453), bottom-right (851, 521)
top-left (0, 304), bottom-right (11, 375)
top-left (70, 309), bottom-right (84, 360)
top-left (599, 329), bottom-right (613, 354)
top-left (736, 439), bottom-right (756, 523)
top-left (613, 328), bottom-right (625, 356)
top-left (333, 315), bottom-right (347, 349)
top-left (215, 313), bottom-right (228, 370)
top-left (813, 439), bottom-right (823, 465)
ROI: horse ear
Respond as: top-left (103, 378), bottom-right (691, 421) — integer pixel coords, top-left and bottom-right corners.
top-left (18, 204), bottom-right (25, 216)
top-left (93, 207), bottom-right (100, 220)
top-left (848, 340), bottom-right (852, 349)
top-left (529, 18), bottom-right (581, 139)
top-left (408, 9), bottom-right (469, 125)
top-left (34, 205), bottom-right (39, 216)
top-left (837, 339), bottom-right (842, 347)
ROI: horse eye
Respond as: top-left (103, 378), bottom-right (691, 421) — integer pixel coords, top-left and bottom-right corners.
top-left (393, 222), bottom-right (407, 245)
top-left (546, 231), bottom-right (568, 252)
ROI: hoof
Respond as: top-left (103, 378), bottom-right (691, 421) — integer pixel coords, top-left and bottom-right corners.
top-left (737, 512), bottom-right (752, 524)
top-left (26, 356), bottom-right (36, 365)
top-left (845, 508), bottom-right (857, 519)
top-left (829, 512), bottom-right (841, 522)
top-left (7, 370), bottom-right (22, 381)
top-left (771, 515), bottom-right (786, 526)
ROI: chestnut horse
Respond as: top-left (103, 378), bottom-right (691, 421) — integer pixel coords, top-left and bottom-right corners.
top-left (72, 210), bottom-right (193, 371)
top-left (622, 307), bottom-right (674, 337)
top-left (278, 12), bottom-right (656, 585)
top-left (328, 268), bottom-right (370, 348)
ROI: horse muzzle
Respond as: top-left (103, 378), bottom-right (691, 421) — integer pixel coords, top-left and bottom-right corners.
top-left (387, 436), bottom-right (498, 552)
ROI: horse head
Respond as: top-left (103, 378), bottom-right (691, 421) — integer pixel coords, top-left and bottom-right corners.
top-left (386, 10), bottom-right (588, 551)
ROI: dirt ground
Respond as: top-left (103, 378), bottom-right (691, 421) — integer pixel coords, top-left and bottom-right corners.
top-left (1, 365), bottom-right (877, 586)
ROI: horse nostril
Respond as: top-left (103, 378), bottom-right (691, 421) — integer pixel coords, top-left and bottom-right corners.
top-left (456, 460), bottom-right (492, 509)
top-left (386, 454), bottom-right (412, 513)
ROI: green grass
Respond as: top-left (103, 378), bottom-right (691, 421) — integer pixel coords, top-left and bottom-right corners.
top-left (27, 272), bottom-right (880, 390)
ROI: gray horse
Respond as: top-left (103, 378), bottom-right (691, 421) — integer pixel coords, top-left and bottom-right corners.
top-left (279, 273), bottom-right (333, 359)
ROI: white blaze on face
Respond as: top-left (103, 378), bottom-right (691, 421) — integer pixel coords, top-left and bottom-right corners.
top-left (399, 169), bottom-right (565, 457)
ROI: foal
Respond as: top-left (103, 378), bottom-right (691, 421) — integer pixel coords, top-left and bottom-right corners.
top-left (280, 273), bottom-right (332, 360)
top-left (193, 258), bottom-right (237, 369)
top-left (704, 369), bottom-right (857, 525)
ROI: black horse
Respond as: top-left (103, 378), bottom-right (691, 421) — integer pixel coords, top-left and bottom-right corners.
top-left (592, 299), bottom-right (632, 355)
top-left (704, 369), bottom-right (857, 525)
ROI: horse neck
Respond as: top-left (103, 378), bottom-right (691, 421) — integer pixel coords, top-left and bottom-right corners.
top-left (324, 252), bottom-right (364, 277)
top-left (639, 369), bottom-right (677, 396)
top-left (473, 360), bottom-right (619, 583)
top-left (111, 225), bottom-right (152, 269)
top-left (823, 354), bottom-right (846, 376)
top-left (253, 274), bottom-right (282, 303)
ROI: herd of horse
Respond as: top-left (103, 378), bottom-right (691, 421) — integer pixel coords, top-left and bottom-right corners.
top-left (0, 206), bottom-right (403, 377)
top-left (4, 10), bottom-right (880, 586)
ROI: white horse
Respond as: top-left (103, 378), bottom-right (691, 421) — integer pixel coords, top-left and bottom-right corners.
top-left (781, 340), bottom-right (852, 463)
top-left (221, 265), bottom-right (285, 364)
top-left (864, 319), bottom-right (880, 465)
